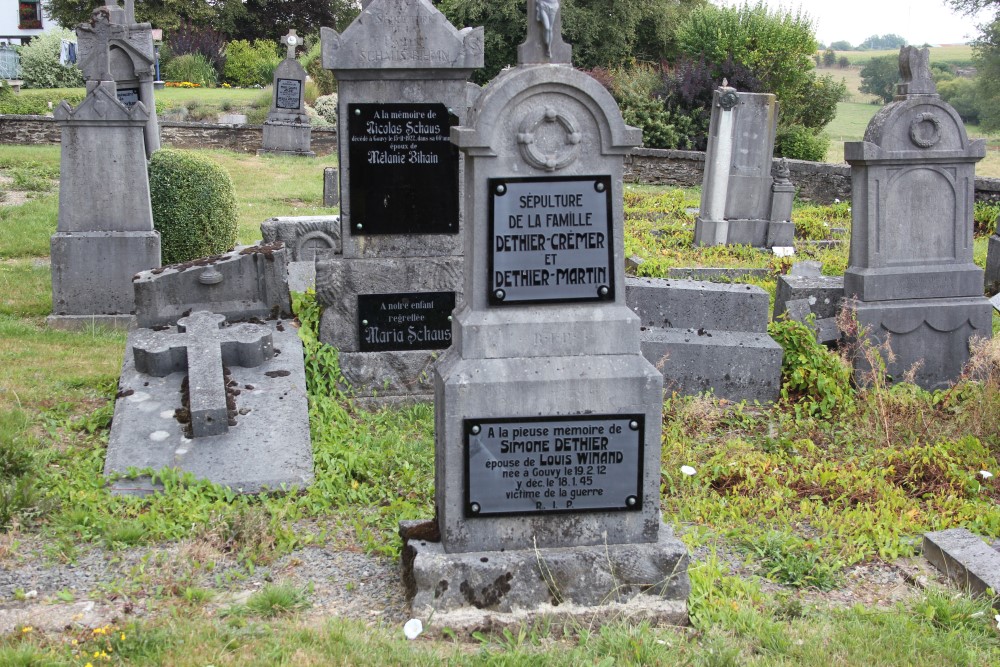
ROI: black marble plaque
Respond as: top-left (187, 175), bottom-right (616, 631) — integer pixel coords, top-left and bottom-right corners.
top-left (358, 291), bottom-right (455, 352)
top-left (348, 103), bottom-right (459, 235)
top-left (489, 176), bottom-right (615, 305)
top-left (275, 78), bottom-right (302, 110)
top-left (116, 87), bottom-right (139, 108)
top-left (464, 415), bottom-right (644, 517)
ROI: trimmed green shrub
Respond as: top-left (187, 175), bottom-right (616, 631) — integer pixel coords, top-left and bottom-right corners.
top-left (149, 150), bottom-right (238, 264)
top-left (0, 88), bottom-right (85, 115)
top-left (775, 124), bottom-right (829, 162)
top-left (18, 28), bottom-right (84, 89)
top-left (313, 94), bottom-right (338, 125)
top-left (223, 40), bottom-right (280, 88)
top-left (163, 53), bottom-right (218, 87)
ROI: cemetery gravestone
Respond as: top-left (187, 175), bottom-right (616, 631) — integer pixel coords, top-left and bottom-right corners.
top-left (49, 5), bottom-right (160, 330)
top-left (693, 83), bottom-right (794, 249)
top-left (259, 30), bottom-right (315, 157)
top-left (76, 0), bottom-right (160, 157)
top-left (401, 0), bottom-right (689, 628)
top-left (986, 234), bottom-right (999, 295)
top-left (844, 47), bottom-right (993, 389)
top-left (317, 0), bottom-right (484, 405)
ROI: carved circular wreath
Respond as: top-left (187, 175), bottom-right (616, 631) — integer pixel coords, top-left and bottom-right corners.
top-left (909, 112), bottom-right (942, 149)
top-left (517, 107), bottom-right (582, 172)
top-left (718, 90), bottom-right (739, 110)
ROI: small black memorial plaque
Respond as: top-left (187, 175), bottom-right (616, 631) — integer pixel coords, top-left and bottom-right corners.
top-left (489, 176), bottom-right (614, 305)
top-left (348, 103), bottom-right (459, 236)
top-left (116, 87), bottom-right (139, 108)
top-left (358, 291), bottom-right (455, 352)
top-left (465, 414), bottom-right (643, 517)
top-left (275, 78), bottom-right (302, 110)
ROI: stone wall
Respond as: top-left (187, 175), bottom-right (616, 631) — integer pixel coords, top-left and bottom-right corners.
top-left (0, 115), bottom-right (337, 156)
top-left (2, 114), bottom-right (998, 204)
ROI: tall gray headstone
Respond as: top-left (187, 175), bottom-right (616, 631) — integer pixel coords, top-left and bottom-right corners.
top-left (693, 85), bottom-right (794, 249)
top-left (844, 46), bottom-right (993, 389)
top-left (316, 0), bottom-right (484, 406)
top-left (986, 234), bottom-right (1000, 295)
top-left (401, 0), bottom-right (688, 629)
top-left (48, 5), bottom-right (160, 330)
top-left (76, 1), bottom-right (159, 157)
top-left (259, 30), bottom-right (314, 157)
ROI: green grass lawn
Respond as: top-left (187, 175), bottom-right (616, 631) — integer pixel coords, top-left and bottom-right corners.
top-left (0, 146), bottom-right (997, 664)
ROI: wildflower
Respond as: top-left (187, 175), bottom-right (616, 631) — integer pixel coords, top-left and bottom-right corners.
top-left (680, 465), bottom-right (696, 476)
top-left (980, 470), bottom-right (993, 480)
top-left (403, 618), bottom-right (423, 640)
top-left (120, 632), bottom-right (126, 641)
top-left (21, 626), bottom-right (32, 633)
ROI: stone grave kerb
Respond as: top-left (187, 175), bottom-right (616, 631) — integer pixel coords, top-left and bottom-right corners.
top-left (321, 0), bottom-right (485, 261)
top-left (844, 45), bottom-right (986, 302)
top-left (131, 311), bottom-right (274, 438)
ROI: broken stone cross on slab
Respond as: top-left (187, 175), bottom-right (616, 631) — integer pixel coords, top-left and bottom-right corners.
top-left (519, 0), bottom-right (571, 64)
top-left (77, 6), bottom-right (116, 83)
top-left (281, 29), bottom-right (301, 61)
top-left (130, 311), bottom-right (274, 438)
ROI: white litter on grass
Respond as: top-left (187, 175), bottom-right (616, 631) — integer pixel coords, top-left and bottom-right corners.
top-left (680, 465), bottom-right (696, 476)
top-left (403, 618), bottom-right (423, 640)
top-left (980, 470), bottom-right (993, 480)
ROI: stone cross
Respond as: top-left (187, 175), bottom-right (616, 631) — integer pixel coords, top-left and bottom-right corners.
top-left (131, 311), bottom-right (274, 438)
top-left (897, 46), bottom-right (936, 97)
top-left (78, 7), bottom-right (115, 82)
top-left (124, 0), bottom-right (135, 25)
top-left (519, 0), bottom-right (572, 64)
top-left (281, 29), bottom-right (301, 60)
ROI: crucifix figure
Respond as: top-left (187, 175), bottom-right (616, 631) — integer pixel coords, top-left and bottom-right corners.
top-left (281, 29), bottom-right (301, 60)
top-left (536, 0), bottom-right (559, 57)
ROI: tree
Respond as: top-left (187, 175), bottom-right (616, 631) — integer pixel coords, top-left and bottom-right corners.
top-left (859, 55), bottom-right (899, 103)
top-left (858, 33), bottom-right (907, 50)
top-left (948, 1), bottom-right (1000, 130)
top-left (829, 40), bottom-right (853, 51)
top-left (44, 0), bottom-right (214, 33)
top-left (438, 0), bottom-right (706, 84)
top-left (838, 56), bottom-right (851, 68)
top-left (214, 0), bottom-right (359, 42)
top-left (822, 48), bottom-right (836, 67)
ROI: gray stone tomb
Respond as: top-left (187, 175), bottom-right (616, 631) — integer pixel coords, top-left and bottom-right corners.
top-left (316, 0), bottom-right (484, 406)
top-left (259, 30), bottom-right (314, 157)
top-left (49, 5), bottom-right (161, 330)
top-left (106, 310), bottom-right (313, 494)
top-left (986, 234), bottom-right (1000, 295)
top-left (844, 46), bottom-right (993, 389)
top-left (693, 83), bottom-right (795, 249)
top-left (402, 0), bottom-right (689, 629)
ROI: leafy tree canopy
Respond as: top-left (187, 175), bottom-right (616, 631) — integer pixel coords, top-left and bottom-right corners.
top-left (859, 54), bottom-right (899, 103)
top-left (829, 40), bottom-right (853, 51)
top-left (858, 33), bottom-right (907, 50)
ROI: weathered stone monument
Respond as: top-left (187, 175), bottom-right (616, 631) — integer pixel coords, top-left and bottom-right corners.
top-left (76, 0), bottom-right (160, 157)
top-left (401, 0), bottom-right (689, 628)
top-left (106, 310), bottom-right (313, 494)
top-left (626, 277), bottom-right (783, 402)
top-left (844, 46), bottom-right (993, 388)
top-left (49, 4), bottom-right (160, 330)
top-left (317, 0), bottom-right (484, 405)
top-left (259, 30), bottom-right (314, 157)
top-left (986, 233), bottom-right (1000, 295)
top-left (693, 83), bottom-right (794, 249)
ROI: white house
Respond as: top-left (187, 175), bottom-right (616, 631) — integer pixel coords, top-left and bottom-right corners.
top-left (1, 0), bottom-right (55, 45)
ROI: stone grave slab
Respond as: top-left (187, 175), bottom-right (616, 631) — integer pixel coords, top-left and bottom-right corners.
top-left (774, 274), bottom-right (844, 321)
top-left (106, 311), bottom-right (312, 494)
top-left (923, 528), bottom-right (1000, 597)
top-left (987, 235), bottom-right (1000, 294)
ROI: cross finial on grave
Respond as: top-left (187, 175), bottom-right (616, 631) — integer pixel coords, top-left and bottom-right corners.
top-left (281, 29), bottom-right (301, 60)
top-left (519, 0), bottom-right (572, 65)
top-left (124, 0), bottom-right (135, 25)
top-left (131, 311), bottom-right (274, 438)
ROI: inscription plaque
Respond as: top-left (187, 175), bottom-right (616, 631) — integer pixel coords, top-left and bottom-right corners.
top-left (358, 291), bottom-right (455, 352)
top-left (489, 176), bottom-right (614, 305)
top-left (116, 87), bottom-right (139, 108)
top-left (464, 415), bottom-right (644, 517)
top-left (348, 103), bottom-right (459, 235)
top-left (275, 78), bottom-right (302, 110)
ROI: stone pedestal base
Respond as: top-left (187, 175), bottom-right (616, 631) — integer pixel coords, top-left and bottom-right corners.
top-left (766, 221), bottom-right (795, 247)
top-left (986, 235), bottom-right (1000, 295)
top-left (850, 297), bottom-right (994, 390)
top-left (639, 329), bottom-right (783, 403)
top-left (260, 119), bottom-right (314, 157)
top-left (337, 349), bottom-right (439, 406)
top-left (50, 230), bottom-right (160, 321)
top-left (694, 218), bottom-right (792, 248)
top-left (401, 520), bottom-right (689, 631)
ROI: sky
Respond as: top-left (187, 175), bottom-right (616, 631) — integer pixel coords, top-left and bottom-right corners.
top-left (713, 0), bottom-right (994, 47)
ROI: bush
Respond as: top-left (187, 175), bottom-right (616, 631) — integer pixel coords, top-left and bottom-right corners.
top-left (313, 94), bottom-right (338, 125)
top-left (18, 28), bottom-right (83, 89)
top-left (166, 21), bottom-right (226, 76)
top-left (149, 150), bottom-right (238, 264)
top-left (938, 77), bottom-right (981, 124)
top-left (300, 40), bottom-right (336, 96)
top-left (163, 53), bottom-right (218, 88)
top-left (223, 39), bottom-right (280, 88)
top-left (0, 88), bottom-right (85, 115)
top-left (768, 318), bottom-right (854, 418)
top-left (775, 124), bottom-right (829, 162)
